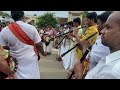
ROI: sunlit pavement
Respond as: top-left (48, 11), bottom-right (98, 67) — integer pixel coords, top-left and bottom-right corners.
top-left (39, 48), bottom-right (68, 79)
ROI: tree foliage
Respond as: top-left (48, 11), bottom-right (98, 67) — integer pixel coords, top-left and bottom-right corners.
top-left (36, 12), bottom-right (58, 28)
top-left (0, 11), bottom-right (11, 18)
top-left (82, 11), bottom-right (88, 19)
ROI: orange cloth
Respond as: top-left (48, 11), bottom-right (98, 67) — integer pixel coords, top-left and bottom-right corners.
top-left (8, 22), bottom-right (40, 60)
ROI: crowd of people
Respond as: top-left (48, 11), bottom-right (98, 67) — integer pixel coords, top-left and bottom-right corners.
top-left (38, 25), bottom-right (57, 55)
top-left (0, 11), bottom-right (120, 79)
top-left (0, 21), bottom-right (11, 31)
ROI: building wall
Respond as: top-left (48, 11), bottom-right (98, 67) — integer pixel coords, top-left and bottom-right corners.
top-left (26, 16), bottom-right (38, 23)
top-left (57, 17), bottom-right (68, 25)
top-left (68, 11), bottom-right (83, 22)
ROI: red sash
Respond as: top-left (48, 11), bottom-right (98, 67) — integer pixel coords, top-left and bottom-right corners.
top-left (8, 22), bottom-right (40, 60)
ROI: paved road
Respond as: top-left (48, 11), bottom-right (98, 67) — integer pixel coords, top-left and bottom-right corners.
top-left (39, 48), bottom-right (69, 79)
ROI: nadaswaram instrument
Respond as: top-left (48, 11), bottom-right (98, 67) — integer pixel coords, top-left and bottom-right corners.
top-left (61, 32), bottom-right (97, 57)
top-left (68, 46), bottom-right (92, 79)
top-left (55, 26), bottom-right (87, 38)
top-left (67, 32), bottom-right (98, 79)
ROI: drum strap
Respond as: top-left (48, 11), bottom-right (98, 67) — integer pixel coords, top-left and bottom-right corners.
top-left (8, 22), bottom-right (40, 60)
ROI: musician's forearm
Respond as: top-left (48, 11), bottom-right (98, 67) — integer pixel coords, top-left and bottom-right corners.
top-left (75, 72), bottom-right (83, 79)
top-left (36, 42), bottom-right (46, 56)
top-left (74, 34), bottom-right (79, 42)
top-left (39, 48), bottom-right (45, 55)
top-left (74, 61), bottom-right (84, 79)
top-left (73, 35), bottom-right (83, 50)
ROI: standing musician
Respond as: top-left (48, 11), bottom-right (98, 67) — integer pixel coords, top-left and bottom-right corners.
top-left (39, 28), bottom-right (46, 42)
top-left (54, 27), bottom-right (61, 48)
top-left (0, 11), bottom-right (46, 79)
top-left (43, 24), bottom-right (57, 55)
top-left (88, 11), bottom-right (112, 70)
top-left (39, 27), bottom-right (48, 52)
top-left (60, 22), bottom-right (73, 69)
top-left (69, 12), bottom-right (99, 79)
top-left (74, 11), bottom-right (120, 79)
top-left (56, 24), bottom-right (65, 61)
top-left (65, 21), bottom-right (76, 70)
top-left (67, 17), bottom-right (84, 74)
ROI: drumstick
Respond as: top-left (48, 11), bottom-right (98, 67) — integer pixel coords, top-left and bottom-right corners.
top-left (61, 32), bottom-right (97, 57)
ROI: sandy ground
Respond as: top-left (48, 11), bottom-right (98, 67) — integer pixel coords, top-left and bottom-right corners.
top-left (39, 48), bottom-right (69, 79)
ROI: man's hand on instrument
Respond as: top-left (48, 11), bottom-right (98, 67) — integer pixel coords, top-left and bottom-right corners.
top-left (78, 40), bottom-right (87, 52)
top-left (73, 28), bottom-right (81, 43)
top-left (68, 33), bottom-right (73, 39)
top-left (74, 61), bottom-right (84, 79)
top-left (73, 28), bottom-right (79, 37)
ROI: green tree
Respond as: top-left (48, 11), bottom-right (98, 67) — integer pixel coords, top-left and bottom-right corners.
top-left (0, 11), bottom-right (11, 18)
top-left (82, 11), bottom-right (88, 19)
top-left (36, 12), bottom-right (58, 28)
top-left (34, 14), bottom-right (37, 16)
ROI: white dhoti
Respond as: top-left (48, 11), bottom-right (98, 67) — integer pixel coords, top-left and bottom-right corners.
top-left (69, 49), bottom-right (76, 70)
top-left (60, 45), bottom-right (71, 69)
top-left (46, 41), bottom-right (53, 53)
top-left (42, 42), bottom-right (46, 52)
top-left (15, 54), bottom-right (40, 79)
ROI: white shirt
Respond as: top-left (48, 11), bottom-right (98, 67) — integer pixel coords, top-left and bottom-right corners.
top-left (85, 50), bottom-right (120, 79)
top-left (62, 28), bottom-right (71, 46)
top-left (89, 35), bottom-right (110, 70)
top-left (0, 21), bottom-right (41, 79)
